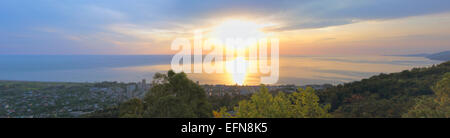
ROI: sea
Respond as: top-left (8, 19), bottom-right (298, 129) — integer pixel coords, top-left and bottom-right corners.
top-left (0, 55), bottom-right (443, 85)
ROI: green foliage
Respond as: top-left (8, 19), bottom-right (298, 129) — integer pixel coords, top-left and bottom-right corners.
top-left (233, 85), bottom-right (331, 118)
top-left (213, 107), bottom-right (233, 118)
top-left (83, 61), bottom-right (450, 118)
top-left (403, 73), bottom-right (450, 118)
top-left (209, 93), bottom-right (249, 111)
top-left (119, 98), bottom-right (144, 118)
top-left (290, 87), bottom-right (332, 118)
top-left (318, 61), bottom-right (450, 117)
top-left (143, 70), bottom-right (212, 118)
top-left (433, 73), bottom-right (450, 104)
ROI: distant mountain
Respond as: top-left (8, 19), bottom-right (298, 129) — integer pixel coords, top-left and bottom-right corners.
top-left (387, 53), bottom-right (430, 57)
top-left (389, 50), bottom-right (450, 61)
top-left (385, 53), bottom-right (431, 57)
top-left (426, 51), bottom-right (450, 61)
top-left (405, 53), bottom-right (431, 57)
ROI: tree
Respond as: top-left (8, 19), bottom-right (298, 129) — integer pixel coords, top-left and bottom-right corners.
top-left (213, 107), bottom-right (233, 118)
top-left (289, 87), bottom-right (332, 118)
top-left (404, 73), bottom-right (450, 118)
top-left (231, 85), bottom-right (331, 118)
top-left (143, 70), bottom-right (212, 118)
top-left (119, 98), bottom-right (144, 118)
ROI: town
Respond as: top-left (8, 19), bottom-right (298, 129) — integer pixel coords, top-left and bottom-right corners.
top-left (0, 79), bottom-right (332, 118)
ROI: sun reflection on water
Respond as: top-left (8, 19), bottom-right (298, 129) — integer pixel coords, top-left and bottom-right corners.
top-left (225, 56), bottom-right (249, 85)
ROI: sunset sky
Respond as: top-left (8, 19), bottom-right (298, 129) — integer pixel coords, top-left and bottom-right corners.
top-left (1, 0), bottom-right (450, 55)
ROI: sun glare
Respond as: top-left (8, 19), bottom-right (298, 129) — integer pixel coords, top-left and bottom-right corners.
top-left (226, 56), bottom-right (249, 85)
top-left (208, 19), bottom-right (269, 85)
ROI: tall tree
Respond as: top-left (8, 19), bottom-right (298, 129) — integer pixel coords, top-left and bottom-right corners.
top-left (119, 98), bottom-right (144, 118)
top-left (232, 85), bottom-right (331, 118)
top-left (290, 87), bottom-right (332, 118)
top-left (143, 70), bottom-right (212, 118)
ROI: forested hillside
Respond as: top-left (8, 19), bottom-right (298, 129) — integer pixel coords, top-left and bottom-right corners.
top-left (317, 61), bottom-right (450, 117)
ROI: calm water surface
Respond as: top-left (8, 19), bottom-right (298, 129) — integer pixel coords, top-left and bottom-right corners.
top-left (0, 55), bottom-right (442, 85)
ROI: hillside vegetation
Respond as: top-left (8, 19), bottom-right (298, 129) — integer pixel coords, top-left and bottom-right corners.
top-left (85, 61), bottom-right (450, 118)
top-left (318, 61), bottom-right (450, 117)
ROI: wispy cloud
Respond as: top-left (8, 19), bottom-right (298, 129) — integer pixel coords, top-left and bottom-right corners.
top-left (1, 0), bottom-right (450, 55)
top-left (86, 5), bottom-right (126, 20)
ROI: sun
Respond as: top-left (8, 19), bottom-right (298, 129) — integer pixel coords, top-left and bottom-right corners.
top-left (207, 19), bottom-right (269, 85)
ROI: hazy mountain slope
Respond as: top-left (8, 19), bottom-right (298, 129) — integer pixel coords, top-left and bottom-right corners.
top-left (427, 51), bottom-right (450, 61)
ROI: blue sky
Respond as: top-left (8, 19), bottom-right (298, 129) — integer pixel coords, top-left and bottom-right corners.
top-left (1, 0), bottom-right (450, 55)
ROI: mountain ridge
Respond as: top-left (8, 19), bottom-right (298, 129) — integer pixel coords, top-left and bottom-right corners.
top-left (426, 50), bottom-right (450, 61)
top-left (388, 50), bottom-right (450, 61)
